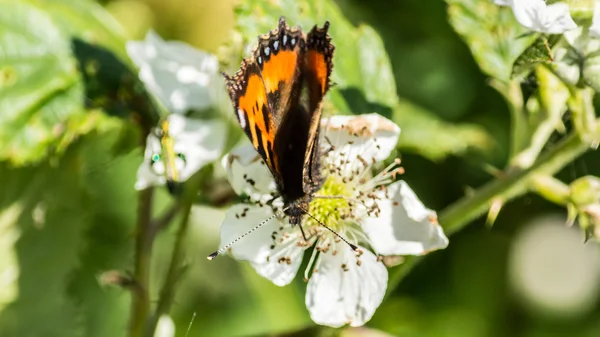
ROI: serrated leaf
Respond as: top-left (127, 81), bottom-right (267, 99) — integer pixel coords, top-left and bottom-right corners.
top-left (234, 0), bottom-right (399, 112)
top-left (446, 0), bottom-right (536, 81)
top-left (0, 1), bottom-right (154, 166)
top-left (393, 99), bottom-right (493, 161)
top-left (0, 2), bottom-right (82, 165)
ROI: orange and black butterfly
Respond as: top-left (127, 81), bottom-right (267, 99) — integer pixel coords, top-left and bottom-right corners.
top-left (222, 17), bottom-right (334, 234)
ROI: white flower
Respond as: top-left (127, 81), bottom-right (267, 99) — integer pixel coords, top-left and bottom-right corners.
top-left (495, 0), bottom-right (577, 34)
top-left (154, 315), bottom-right (175, 337)
top-left (135, 114), bottom-right (226, 190)
top-left (217, 113), bottom-right (449, 327)
top-left (126, 30), bottom-right (220, 114)
top-left (589, 2), bottom-right (600, 37)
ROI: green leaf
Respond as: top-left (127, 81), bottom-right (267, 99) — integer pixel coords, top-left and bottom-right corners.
top-left (0, 1), bottom-right (153, 166)
top-left (0, 2), bottom-right (81, 165)
top-left (233, 0), bottom-right (399, 111)
top-left (26, 0), bottom-right (128, 59)
top-left (393, 99), bottom-right (493, 161)
top-left (446, 0), bottom-right (536, 81)
top-left (0, 158), bottom-right (90, 337)
top-left (356, 25), bottom-right (398, 107)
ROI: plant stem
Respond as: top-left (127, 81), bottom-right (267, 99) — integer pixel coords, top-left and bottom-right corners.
top-left (146, 198), bottom-right (193, 336)
top-left (129, 187), bottom-right (155, 337)
top-left (386, 123), bottom-right (599, 297)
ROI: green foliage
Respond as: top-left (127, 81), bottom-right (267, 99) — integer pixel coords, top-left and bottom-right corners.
top-left (447, 0), bottom-right (536, 82)
top-left (2, 0), bottom-right (600, 337)
top-left (0, 0), bottom-right (152, 166)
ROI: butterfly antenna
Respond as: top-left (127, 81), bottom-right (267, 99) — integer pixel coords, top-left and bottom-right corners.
top-left (299, 208), bottom-right (358, 252)
top-left (207, 211), bottom-right (281, 260)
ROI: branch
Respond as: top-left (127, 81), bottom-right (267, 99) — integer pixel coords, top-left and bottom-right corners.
top-left (386, 122), bottom-right (599, 297)
top-left (146, 199), bottom-right (193, 336)
top-left (129, 187), bottom-right (155, 337)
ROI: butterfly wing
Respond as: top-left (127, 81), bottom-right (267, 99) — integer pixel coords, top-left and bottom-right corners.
top-left (224, 17), bottom-right (305, 194)
top-left (302, 22), bottom-right (334, 194)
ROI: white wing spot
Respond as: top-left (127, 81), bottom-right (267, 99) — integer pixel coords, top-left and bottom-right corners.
top-left (258, 56), bottom-right (262, 64)
top-left (283, 35), bottom-right (288, 45)
top-left (273, 41), bottom-right (279, 51)
top-left (237, 108), bottom-right (247, 128)
top-left (291, 38), bottom-right (296, 46)
top-left (264, 46), bottom-right (270, 56)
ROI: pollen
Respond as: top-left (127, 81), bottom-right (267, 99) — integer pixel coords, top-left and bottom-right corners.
top-left (307, 175), bottom-right (352, 231)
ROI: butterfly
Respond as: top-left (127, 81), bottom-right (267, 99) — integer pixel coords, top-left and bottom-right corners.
top-left (222, 17), bottom-right (334, 236)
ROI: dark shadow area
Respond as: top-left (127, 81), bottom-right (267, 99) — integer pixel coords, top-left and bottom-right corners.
top-left (338, 87), bottom-right (393, 118)
top-left (71, 38), bottom-right (160, 133)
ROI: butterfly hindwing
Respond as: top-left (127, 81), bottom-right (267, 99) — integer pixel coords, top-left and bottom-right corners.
top-left (302, 22), bottom-right (334, 194)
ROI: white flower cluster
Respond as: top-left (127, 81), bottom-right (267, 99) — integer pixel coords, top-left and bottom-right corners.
top-left (126, 32), bottom-right (227, 190)
top-left (495, 0), bottom-right (600, 36)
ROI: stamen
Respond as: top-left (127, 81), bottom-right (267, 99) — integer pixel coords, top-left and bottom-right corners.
top-left (299, 207), bottom-right (358, 252)
top-left (304, 245), bottom-right (320, 281)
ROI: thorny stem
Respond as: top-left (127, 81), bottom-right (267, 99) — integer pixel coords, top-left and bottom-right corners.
top-left (146, 173), bottom-right (203, 337)
top-left (386, 121), bottom-right (600, 297)
top-left (129, 187), bottom-right (155, 337)
top-left (146, 198), bottom-right (193, 336)
top-left (490, 79), bottom-right (528, 158)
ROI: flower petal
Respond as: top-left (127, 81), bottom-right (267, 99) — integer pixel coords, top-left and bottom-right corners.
top-left (154, 315), bottom-right (175, 337)
top-left (126, 30), bottom-right (220, 113)
top-left (362, 181), bottom-right (449, 256)
top-left (509, 0), bottom-right (576, 34)
top-left (590, 3), bottom-right (600, 38)
top-left (306, 244), bottom-right (387, 327)
top-left (219, 204), bottom-right (305, 286)
top-left (322, 114), bottom-right (400, 165)
top-left (135, 134), bottom-right (164, 190)
top-left (221, 143), bottom-right (278, 201)
top-left (135, 115), bottom-right (225, 190)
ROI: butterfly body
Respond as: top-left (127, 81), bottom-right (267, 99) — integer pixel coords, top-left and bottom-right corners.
top-left (224, 17), bottom-right (334, 227)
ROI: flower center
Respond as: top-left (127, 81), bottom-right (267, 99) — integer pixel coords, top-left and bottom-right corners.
top-left (306, 175), bottom-right (353, 232)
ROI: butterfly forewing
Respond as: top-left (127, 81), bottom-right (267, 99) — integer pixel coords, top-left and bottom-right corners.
top-left (224, 60), bottom-right (281, 187)
top-left (224, 17), bottom-right (334, 221)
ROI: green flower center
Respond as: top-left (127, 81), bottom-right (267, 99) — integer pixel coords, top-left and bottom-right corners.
top-left (306, 175), bottom-right (353, 231)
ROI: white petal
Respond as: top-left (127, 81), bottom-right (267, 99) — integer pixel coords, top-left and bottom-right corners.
top-left (306, 244), bottom-right (387, 327)
top-left (494, 0), bottom-right (512, 6)
top-left (322, 114), bottom-right (400, 178)
top-left (154, 315), bottom-right (175, 337)
top-left (135, 134), bottom-right (164, 190)
top-left (510, 0), bottom-right (576, 34)
top-left (590, 3), bottom-right (600, 38)
top-left (221, 143), bottom-right (278, 201)
top-left (219, 204), bottom-right (305, 286)
top-left (362, 181), bottom-right (449, 256)
top-left (134, 115), bottom-right (225, 190)
top-left (126, 30), bottom-right (220, 113)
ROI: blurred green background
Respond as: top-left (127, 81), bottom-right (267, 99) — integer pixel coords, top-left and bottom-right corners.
top-left (1, 0), bottom-right (600, 336)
